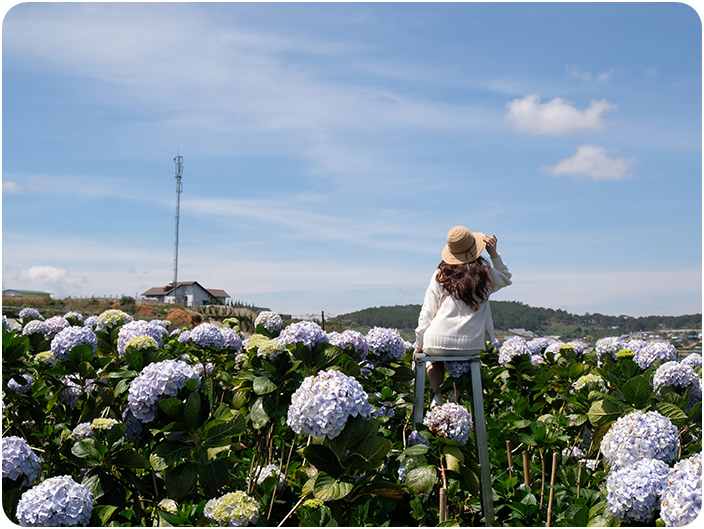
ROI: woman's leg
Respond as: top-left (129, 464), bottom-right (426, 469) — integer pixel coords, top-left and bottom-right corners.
top-left (427, 361), bottom-right (445, 392)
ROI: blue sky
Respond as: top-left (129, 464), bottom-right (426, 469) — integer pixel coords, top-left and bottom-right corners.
top-left (2, 2), bottom-right (701, 318)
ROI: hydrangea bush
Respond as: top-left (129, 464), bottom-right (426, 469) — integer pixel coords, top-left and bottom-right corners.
top-left (15, 475), bottom-right (94, 527)
top-left (659, 452), bottom-right (702, 527)
top-left (606, 458), bottom-right (671, 523)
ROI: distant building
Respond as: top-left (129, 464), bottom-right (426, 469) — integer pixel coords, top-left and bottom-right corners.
top-left (3, 289), bottom-right (52, 299)
top-left (141, 281), bottom-right (229, 307)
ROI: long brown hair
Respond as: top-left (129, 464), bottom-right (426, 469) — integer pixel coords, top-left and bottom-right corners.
top-left (436, 257), bottom-right (494, 311)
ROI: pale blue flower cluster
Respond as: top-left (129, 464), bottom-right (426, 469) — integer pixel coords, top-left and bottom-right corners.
top-left (366, 327), bottom-right (405, 364)
top-left (606, 458), bottom-right (670, 523)
top-left (660, 452), bottom-right (702, 527)
top-left (16, 475), bottom-right (93, 527)
top-left (190, 323), bottom-right (225, 349)
top-left (221, 328), bottom-right (243, 351)
top-left (627, 339), bottom-right (649, 354)
top-left (527, 337), bottom-right (551, 354)
top-left (408, 430), bottom-right (429, 447)
top-left (255, 463), bottom-right (286, 490)
top-left (286, 369), bottom-right (371, 440)
top-left (327, 330), bottom-right (369, 361)
top-left (2, 436), bottom-right (42, 487)
top-left (122, 409), bottom-right (143, 443)
top-left (254, 311), bottom-right (284, 333)
top-left (652, 361), bottom-right (700, 397)
top-left (50, 326), bottom-right (98, 361)
top-left (117, 320), bottom-right (167, 356)
top-left (600, 411), bottom-right (679, 470)
top-left (634, 341), bottom-right (678, 369)
top-left (531, 355), bottom-right (544, 365)
top-left (71, 422), bottom-right (94, 440)
top-left (8, 374), bottom-right (33, 395)
top-left (178, 330), bottom-right (192, 343)
top-left (681, 353), bottom-right (702, 368)
top-left (195, 363), bottom-right (215, 377)
top-left (63, 311), bottom-right (84, 324)
top-left (44, 316), bottom-right (69, 339)
top-left (595, 337), bottom-right (625, 362)
top-left (446, 361), bottom-right (471, 378)
top-left (128, 360), bottom-right (201, 423)
top-left (3, 314), bottom-right (11, 332)
top-left (83, 316), bottom-right (98, 329)
top-left (423, 402), bottom-right (472, 446)
top-left (278, 321), bottom-right (329, 349)
top-left (498, 336), bottom-right (531, 366)
top-left (22, 320), bottom-right (50, 337)
top-left (204, 491), bottom-right (260, 527)
top-left (398, 456), bottom-right (422, 482)
top-left (59, 373), bottom-right (103, 409)
top-left (19, 308), bottom-right (43, 324)
top-left (95, 309), bottom-right (133, 331)
top-left (562, 446), bottom-right (585, 458)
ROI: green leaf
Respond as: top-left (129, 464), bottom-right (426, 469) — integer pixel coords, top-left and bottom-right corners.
top-left (112, 450), bottom-right (149, 469)
top-left (70, 344), bottom-right (94, 366)
top-left (184, 392), bottom-right (202, 430)
top-left (152, 441), bottom-right (194, 467)
top-left (165, 462), bottom-right (198, 499)
top-left (622, 376), bottom-right (652, 409)
top-left (252, 376), bottom-right (277, 395)
top-left (655, 402), bottom-right (689, 427)
top-left (198, 459), bottom-right (230, 491)
top-left (587, 399), bottom-right (621, 427)
top-left (303, 445), bottom-right (344, 478)
top-left (184, 378), bottom-right (199, 392)
top-left (204, 414), bottom-right (246, 440)
top-left (123, 348), bottom-right (144, 370)
top-left (355, 436), bottom-right (392, 468)
top-left (91, 505), bottom-right (118, 526)
top-left (82, 469), bottom-right (113, 499)
top-left (158, 398), bottom-right (184, 419)
top-left (313, 473), bottom-right (354, 501)
top-left (250, 397), bottom-right (270, 430)
top-left (72, 440), bottom-right (102, 462)
top-left (406, 464), bottom-right (437, 495)
top-left (314, 343), bottom-right (343, 371)
top-left (401, 444), bottom-right (429, 459)
top-left (442, 445), bottom-right (465, 472)
top-left (354, 481), bottom-right (406, 499)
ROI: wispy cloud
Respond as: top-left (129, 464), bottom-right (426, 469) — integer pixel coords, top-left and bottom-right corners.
top-left (10, 265), bottom-right (88, 298)
top-left (540, 144), bottom-right (637, 181)
top-left (504, 95), bottom-right (616, 136)
top-left (2, 181), bottom-right (23, 194)
top-left (566, 65), bottom-right (620, 85)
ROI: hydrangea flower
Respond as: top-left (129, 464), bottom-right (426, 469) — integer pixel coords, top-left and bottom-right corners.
top-left (59, 374), bottom-right (102, 409)
top-left (50, 326), bottom-right (98, 361)
top-left (71, 422), bottom-right (94, 440)
top-left (595, 337), bottom-right (625, 362)
top-left (204, 491), bottom-right (260, 527)
top-left (446, 361), bottom-right (471, 378)
top-left (652, 361), bottom-right (700, 397)
top-left (572, 373), bottom-right (608, 392)
top-left (83, 315), bottom-right (98, 329)
top-left (95, 309), bottom-right (133, 331)
top-left (177, 330), bottom-right (192, 343)
top-left (366, 327), bottom-right (405, 364)
top-left (660, 452), bottom-right (702, 527)
top-left (286, 369), bottom-right (371, 440)
top-left (122, 409), bottom-right (143, 443)
top-left (398, 456), bottom-right (423, 482)
top-left (634, 341), bottom-right (678, 370)
top-left (125, 335), bottom-right (159, 352)
top-left (195, 363), bottom-right (215, 377)
top-left (44, 316), bottom-right (70, 339)
top-left (626, 339), bottom-right (649, 355)
top-left (91, 418), bottom-right (119, 431)
top-left (423, 402), bottom-right (473, 446)
top-left (220, 328), bottom-right (243, 351)
top-left (256, 338), bottom-right (288, 360)
top-left (63, 311), bottom-right (84, 325)
top-left (530, 354), bottom-right (544, 365)
top-left (8, 374), bottom-right (33, 395)
top-left (279, 321), bottom-right (328, 349)
top-left (600, 411), bottom-right (679, 470)
top-left (16, 475), bottom-right (94, 527)
top-left (254, 311), bottom-right (284, 334)
top-left (562, 446), bottom-right (585, 458)
top-left (327, 330), bottom-right (369, 362)
top-left (565, 341), bottom-right (585, 356)
top-left (34, 351), bottom-right (58, 367)
top-left (2, 436), bottom-right (41, 486)
top-left (498, 336), bottom-right (531, 366)
top-left (408, 430), bottom-right (430, 447)
top-left (22, 320), bottom-right (50, 337)
top-left (2, 314), bottom-right (12, 333)
top-left (128, 360), bottom-right (201, 423)
top-left (606, 458), bottom-right (670, 523)
top-left (19, 308), bottom-right (43, 324)
top-left (526, 337), bottom-right (551, 354)
top-left (117, 320), bottom-right (167, 355)
top-left (254, 463), bottom-right (286, 491)
top-left (190, 323), bottom-right (225, 349)
top-left (544, 342), bottom-right (563, 357)
top-left (681, 353), bottom-right (702, 368)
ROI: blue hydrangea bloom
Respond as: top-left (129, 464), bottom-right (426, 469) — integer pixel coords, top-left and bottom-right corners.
top-left (204, 491), bottom-right (260, 527)
top-left (117, 320), bottom-right (167, 356)
top-left (177, 330), bottom-right (192, 343)
top-left (254, 463), bottom-right (286, 491)
top-left (601, 411), bottom-right (679, 470)
top-left (595, 337), bottom-right (626, 362)
top-left (446, 361), bottom-right (471, 378)
top-left (19, 308), bottom-right (43, 324)
top-left (83, 315), bottom-right (98, 329)
top-left (366, 327), bottom-right (405, 364)
top-left (128, 360), bottom-right (201, 423)
top-left (63, 311), bottom-right (84, 324)
top-left (634, 341), bottom-right (678, 369)
top-left (254, 311), bottom-right (284, 333)
top-left (279, 321), bottom-right (329, 349)
top-left (221, 328), bottom-right (243, 351)
top-left (71, 422), bottom-right (94, 440)
top-left (681, 353), bottom-right (702, 368)
top-left (627, 339), bottom-right (649, 354)
top-left (8, 374), bottom-right (33, 395)
top-left (50, 326), bottom-right (98, 361)
top-left (653, 361), bottom-right (700, 397)
top-left (44, 316), bottom-right (69, 339)
top-left (22, 320), bottom-right (50, 337)
top-left (327, 330), bottom-right (369, 362)
top-left (423, 402), bottom-right (473, 446)
top-left (526, 337), bottom-right (551, 354)
top-left (499, 336), bottom-right (531, 366)
top-left (286, 369), bottom-right (371, 440)
top-left (408, 430), bottom-right (430, 447)
top-left (398, 456), bottom-right (422, 482)
top-left (190, 323), bottom-right (225, 349)
top-left (2, 436), bottom-right (41, 487)
top-left (607, 458), bottom-right (670, 523)
top-left (59, 373), bottom-right (102, 409)
top-left (122, 408), bottom-right (143, 443)
top-left (660, 452), bottom-right (702, 527)
top-left (16, 475), bottom-right (93, 527)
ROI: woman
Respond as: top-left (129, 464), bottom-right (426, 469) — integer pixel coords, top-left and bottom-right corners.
top-left (415, 225), bottom-right (512, 405)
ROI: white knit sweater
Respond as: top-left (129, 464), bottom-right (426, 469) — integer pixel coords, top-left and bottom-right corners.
top-left (415, 255), bottom-right (512, 352)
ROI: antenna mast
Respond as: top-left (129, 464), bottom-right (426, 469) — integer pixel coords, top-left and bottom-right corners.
top-left (172, 152), bottom-right (183, 302)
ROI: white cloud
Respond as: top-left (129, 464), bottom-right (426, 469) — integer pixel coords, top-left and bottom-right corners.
top-left (566, 65), bottom-right (593, 83)
top-left (2, 181), bottom-right (23, 194)
top-left (505, 94), bottom-right (616, 136)
top-left (12, 265), bottom-right (88, 298)
top-left (541, 144), bottom-right (637, 181)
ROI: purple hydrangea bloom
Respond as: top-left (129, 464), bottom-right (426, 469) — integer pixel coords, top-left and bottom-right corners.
top-left (530, 354), bottom-right (544, 365)
top-left (221, 328), bottom-right (243, 351)
top-left (446, 361), bottom-right (471, 378)
top-left (83, 315), bottom-right (98, 329)
top-left (526, 337), bottom-right (551, 354)
top-left (177, 330), bottom-right (192, 343)
top-left (286, 369), bottom-right (371, 440)
top-left (190, 323), bottom-right (225, 349)
top-left (424, 402), bottom-right (472, 446)
top-left (59, 373), bottom-right (103, 409)
top-left (366, 327), bottom-right (405, 364)
top-left (408, 430), bottom-right (429, 447)
top-left (652, 361), bottom-right (700, 397)
top-left (16, 475), bottom-right (93, 527)
top-left (50, 326), bottom-right (98, 361)
top-left (22, 320), bottom-right (50, 337)
top-left (606, 458), bottom-right (670, 523)
top-left (600, 411), bottom-right (679, 470)
top-left (254, 311), bottom-right (284, 334)
top-left (117, 320), bottom-right (168, 356)
top-left (127, 360), bottom-right (201, 423)
top-left (499, 336), bottom-right (531, 366)
top-left (2, 315), bottom-right (11, 333)
top-left (122, 408), bottom-right (143, 443)
top-left (19, 308), bottom-right (43, 324)
top-left (2, 436), bottom-right (41, 487)
top-left (44, 316), bottom-right (69, 340)
top-left (660, 452), bottom-right (702, 527)
top-left (8, 374), bottom-right (33, 395)
top-left (595, 337), bottom-right (626, 362)
top-left (681, 353), bottom-right (702, 368)
top-left (627, 339), bottom-right (649, 354)
top-left (279, 321), bottom-right (328, 349)
top-left (327, 330), bottom-right (369, 361)
top-left (634, 341), bottom-right (678, 370)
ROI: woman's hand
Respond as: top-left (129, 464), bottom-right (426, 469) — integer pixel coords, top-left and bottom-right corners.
top-left (413, 347), bottom-right (422, 363)
top-left (484, 234), bottom-right (498, 258)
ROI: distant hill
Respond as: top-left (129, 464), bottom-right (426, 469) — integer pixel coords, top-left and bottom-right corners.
top-left (331, 301), bottom-right (702, 340)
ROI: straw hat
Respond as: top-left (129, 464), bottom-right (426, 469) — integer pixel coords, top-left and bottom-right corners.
top-left (441, 226), bottom-right (486, 264)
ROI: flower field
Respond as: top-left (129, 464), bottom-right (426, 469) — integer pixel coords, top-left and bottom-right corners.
top-left (2, 308), bottom-right (701, 527)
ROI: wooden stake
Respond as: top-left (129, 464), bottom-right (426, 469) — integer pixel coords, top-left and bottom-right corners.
top-left (506, 440), bottom-right (514, 478)
top-left (522, 451), bottom-right (531, 487)
top-left (439, 487), bottom-right (447, 523)
top-left (539, 449), bottom-right (545, 508)
top-left (576, 461), bottom-right (583, 499)
top-left (547, 452), bottom-right (558, 527)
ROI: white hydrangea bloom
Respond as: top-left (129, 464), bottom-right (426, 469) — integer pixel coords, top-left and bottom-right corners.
top-left (16, 475), bottom-right (93, 527)
top-left (1, 436), bottom-right (42, 486)
top-left (204, 491), bottom-right (260, 527)
top-left (660, 452), bottom-right (702, 527)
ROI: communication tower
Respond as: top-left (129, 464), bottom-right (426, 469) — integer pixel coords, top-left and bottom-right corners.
top-left (172, 152), bottom-right (183, 303)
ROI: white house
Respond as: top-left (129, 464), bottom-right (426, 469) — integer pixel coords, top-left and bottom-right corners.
top-left (141, 281), bottom-right (229, 307)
